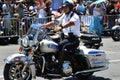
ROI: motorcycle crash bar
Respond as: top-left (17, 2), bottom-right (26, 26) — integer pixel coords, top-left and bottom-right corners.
top-left (74, 66), bottom-right (108, 76)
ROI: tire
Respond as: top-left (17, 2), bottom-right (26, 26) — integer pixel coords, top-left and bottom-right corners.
top-left (111, 29), bottom-right (120, 41)
top-left (3, 63), bottom-right (32, 80)
top-left (74, 55), bottom-right (94, 79)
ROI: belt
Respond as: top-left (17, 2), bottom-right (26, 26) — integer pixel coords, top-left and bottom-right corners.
top-left (64, 35), bottom-right (79, 39)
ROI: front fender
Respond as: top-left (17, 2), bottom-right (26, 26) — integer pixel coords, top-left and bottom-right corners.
top-left (4, 53), bottom-right (27, 63)
top-left (112, 26), bottom-right (120, 30)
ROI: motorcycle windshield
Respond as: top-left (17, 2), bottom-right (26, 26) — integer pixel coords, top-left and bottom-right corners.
top-left (27, 28), bottom-right (37, 40)
top-left (28, 24), bottom-right (45, 41)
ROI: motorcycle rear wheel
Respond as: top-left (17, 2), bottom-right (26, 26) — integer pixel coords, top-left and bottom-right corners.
top-left (73, 55), bottom-right (94, 79)
top-left (3, 63), bottom-right (32, 80)
top-left (111, 29), bottom-right (120, 41)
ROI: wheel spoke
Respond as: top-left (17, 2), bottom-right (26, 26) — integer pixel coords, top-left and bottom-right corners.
top-left (8, 63), bottom-right (31, 80)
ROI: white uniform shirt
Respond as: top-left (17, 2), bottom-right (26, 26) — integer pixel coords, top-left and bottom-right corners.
top-left (57, 12), bottom-right (80, 37)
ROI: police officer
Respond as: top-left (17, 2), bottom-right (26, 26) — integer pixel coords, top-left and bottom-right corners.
top-left (43, 0), bottom-right (80, 73)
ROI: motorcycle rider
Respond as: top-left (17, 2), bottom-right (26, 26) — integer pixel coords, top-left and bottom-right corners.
top-left (42, 0), bottom-right (80, 73)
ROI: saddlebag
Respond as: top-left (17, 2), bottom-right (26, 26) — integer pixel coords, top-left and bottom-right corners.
top-left (87, 50), bottom-right (108, 67)
top-left (80, 46), bottom-right (108, 68)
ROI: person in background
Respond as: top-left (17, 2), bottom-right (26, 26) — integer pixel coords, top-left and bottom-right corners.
top-left (114, 0), bottom-right (120, 19)
top-left (35, 0), bottom-right (46, 16)
top-left (37, 0), bottom-right (45, 9)
top-left (15, 0), bottom-right (27, 19)
top-left (85, 0), bottom-right (93, 15)
top-left (2, 0), bottom-right (11, 36)
top-left (74, 0), bottom-right (86, 15)
top-left (44, 0), bottom-right (52, 22)
top-left (106, 0), bottom-right (118, 29)
top-left (89, 4), bottom-right (105, 36)
top-left (56, 6), bottom-right (64, 17)
top-left (42, 0), bottom-right (80, 73)
top-left (2, 1), bottom-right (11, 18)
top-left (35, 0), bottom-right (47, 23)
top-left (28, 1), bottom-right (37, 13)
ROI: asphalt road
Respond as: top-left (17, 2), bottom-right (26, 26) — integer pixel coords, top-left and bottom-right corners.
top-left (0, 37), bottom-right (120, 80)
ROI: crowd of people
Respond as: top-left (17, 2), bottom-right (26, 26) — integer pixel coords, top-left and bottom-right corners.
top-left (0, 0), bottom-right (120, 36)
top-left (0, 0), bottom-right (53, 19)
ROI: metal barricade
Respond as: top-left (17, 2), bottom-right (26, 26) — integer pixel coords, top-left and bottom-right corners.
top-left (0, 16), bottom-right (53, 45)
top-left (0, 18), bottom-right (20, 36)
top-left (0, 18), bottom-right (20, 44)
top-left (20, 16), bottom-right (53, 36)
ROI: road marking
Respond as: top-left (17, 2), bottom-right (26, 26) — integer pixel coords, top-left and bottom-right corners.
top-left (109, 59), bottom-right (120, 63)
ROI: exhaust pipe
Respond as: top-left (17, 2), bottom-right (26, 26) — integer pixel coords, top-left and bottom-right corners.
top-left (74, 66), bottom-right (108, 75)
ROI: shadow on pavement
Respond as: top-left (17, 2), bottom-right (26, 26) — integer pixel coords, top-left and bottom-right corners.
top-left (64, 75), bottom-right (111, 80)
top-left (88, 75), bottom-right (112, 80)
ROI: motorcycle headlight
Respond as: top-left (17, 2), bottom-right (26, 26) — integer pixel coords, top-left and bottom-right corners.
top-left (22, 36), bottom-right (29, 47)
top-left (29, 40), bottom-right (34, 47)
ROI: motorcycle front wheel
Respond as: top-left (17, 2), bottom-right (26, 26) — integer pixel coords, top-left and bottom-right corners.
top-left (3, 63), bottom-right (32, 80)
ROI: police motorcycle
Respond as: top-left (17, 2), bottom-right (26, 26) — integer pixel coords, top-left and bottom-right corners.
top-left (3, 18), bottom-right (109, 80)
top-left (80, 31), bottom-right (102, 49)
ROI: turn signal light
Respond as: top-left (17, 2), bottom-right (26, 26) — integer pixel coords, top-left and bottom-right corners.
top-left (29, 49), bottom-right (34, 54)
top-left (19, 47), bottom-right (23, 52)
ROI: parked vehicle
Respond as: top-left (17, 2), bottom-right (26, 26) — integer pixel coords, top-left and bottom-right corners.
top-left (80, 31), bottom-right (103, 49)
top-left (3, 19), bottom-right (109, 80)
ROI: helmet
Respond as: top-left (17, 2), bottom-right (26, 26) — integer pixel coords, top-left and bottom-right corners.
top-left (63, 0), bottom-right (74, 8)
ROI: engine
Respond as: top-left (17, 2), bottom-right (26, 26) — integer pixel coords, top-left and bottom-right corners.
top-left (39, 39), bottom-right (58, 53)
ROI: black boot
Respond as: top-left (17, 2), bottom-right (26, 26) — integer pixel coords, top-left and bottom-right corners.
top-left (57, 51), bottom-right (64, 74)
